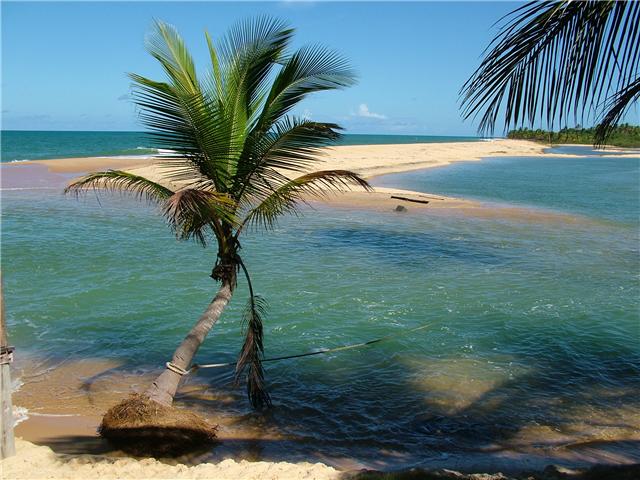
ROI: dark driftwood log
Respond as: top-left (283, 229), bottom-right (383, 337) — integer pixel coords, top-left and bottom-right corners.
top-left (390, 195), bottom-right (430, 205)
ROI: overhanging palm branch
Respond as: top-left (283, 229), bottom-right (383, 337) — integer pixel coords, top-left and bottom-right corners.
top-left (460, 0), bottom-right (640, 145)
top-left (595, 76), bottom-right (640, 146)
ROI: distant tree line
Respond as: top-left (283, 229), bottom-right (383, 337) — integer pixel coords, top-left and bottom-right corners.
top-left (507, 124), bottom-right (640, 148)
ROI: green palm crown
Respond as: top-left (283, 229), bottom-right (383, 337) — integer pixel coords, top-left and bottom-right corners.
top-left (66, 17), bottom-right (371, 408)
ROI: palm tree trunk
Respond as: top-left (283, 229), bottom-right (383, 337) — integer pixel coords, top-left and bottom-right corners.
top-left (146, 278), bottom-right (234, 406)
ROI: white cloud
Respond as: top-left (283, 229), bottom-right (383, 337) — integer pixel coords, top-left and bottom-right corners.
top-left (354, 103), bottom-right (387, 120)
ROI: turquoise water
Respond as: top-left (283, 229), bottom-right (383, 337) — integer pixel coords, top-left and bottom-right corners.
top-left (1, 131), bottom-right (159, 161)
top-left (0, 131), bottom-right (481, 162)
top-left (546, 145), bottom-right (640, 156)
top-left (2, 153), bottom-right (639, 467)
top-left (375, 155), bottom-right (640, 224)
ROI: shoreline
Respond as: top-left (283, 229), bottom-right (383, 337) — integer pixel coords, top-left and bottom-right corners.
top-left (1, 139), bottom-right (618, 224)
top-left (0, 139), bottom-right (571, 176)
top-left (2, 139), bottom-right (622, 227)
top-left (8, 353), bottom-right (640, 479)
top-left (5, 139), bottom-right (639, 176)
top-left (3, 438), bottom-right (639, 480)
top-left (3, 139), bottom-right (639, 478)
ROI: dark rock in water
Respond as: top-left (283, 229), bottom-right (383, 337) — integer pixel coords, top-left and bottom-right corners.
top-left (395, 205), bottom-right (408, 212)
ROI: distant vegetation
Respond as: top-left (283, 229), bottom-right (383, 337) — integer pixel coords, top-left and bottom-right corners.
top-left (507, 124), bottom-right (640, 148)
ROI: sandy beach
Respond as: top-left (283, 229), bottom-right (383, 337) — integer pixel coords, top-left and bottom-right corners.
top-left (3, 439), bottom-right (639, 479)
top-left (1, 439), bottom-right (340, 480)
top-left (3, 139), bottom-right (614, 224)
top-left (14, 138), bottom-right (559, 176)
top-left (16, 139), bottom-right (637, 178)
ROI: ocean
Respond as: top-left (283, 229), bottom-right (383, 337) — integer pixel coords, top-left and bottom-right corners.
top-left (1, 135), bottom-right (638, 469)
top-left (0, 130), bottom-right (482, 162)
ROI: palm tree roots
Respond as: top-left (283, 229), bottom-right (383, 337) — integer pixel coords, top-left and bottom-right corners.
top-left (99, 394), bottom-right (218, 456)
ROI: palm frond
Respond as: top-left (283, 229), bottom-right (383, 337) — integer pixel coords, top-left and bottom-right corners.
top-left (204, 30), bottom-right (224, 102)
top-left (260, 118), bottom-right (344, 171)
top-left (254, 44), bottom-right (357, 135)
top-left (129, 73), bottom-right (199, 155)
top-left (235, 294), bottom-right (271, 409)
top-left (132, 76), bottom-right (241, 190)
top-left (163, 189), bottom-right (237, 246)
top-left (132, 22), bottom-right (239, 191)
top-left (218, 15), bottom-right (293, 113)
top-left (460, 0), bottom-right (640, 138)
top-left (207, 16), bottom-right (294, 182)
top-left (233, 46), bottom-right (355, 196)
top-left (240, 169), bottom-right (371, 232)
top-left (146, 20), bottom-right (200, 94)
top-left (64, 170), bottom-right (174, 203)
top-left (233, 117), bottom-right (344, 206)
top-left (595, 76), bottom-right (640, 146)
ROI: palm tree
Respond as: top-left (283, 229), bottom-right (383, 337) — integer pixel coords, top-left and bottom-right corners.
top-left (66, 18), bottom-right (370, 410)
top-left (460, 0), bottom-right (639, 145)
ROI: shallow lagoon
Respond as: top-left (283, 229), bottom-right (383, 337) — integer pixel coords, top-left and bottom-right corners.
top-left (2, 153), bottom-right (639, 469)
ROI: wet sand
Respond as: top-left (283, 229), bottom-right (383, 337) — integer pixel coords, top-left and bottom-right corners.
top-left (316, 187), bottom-right (599, 225)
top-left (9, 356), bottom-right (640, 477)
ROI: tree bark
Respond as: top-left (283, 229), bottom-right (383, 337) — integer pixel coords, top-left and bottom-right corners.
top-left (146, 278), bottom-right (234, 406)
top-left (1, 271), bottom-right (16, 459)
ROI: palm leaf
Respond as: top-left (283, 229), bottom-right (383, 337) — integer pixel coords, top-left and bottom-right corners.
top-left (146, 20), bottom-right (200, 94)
top-left (132, 22), bottom-right (240, 191)
top-left (258, 118), bottom-right (343, 171)
top-left (235, 293), bottom-right (271, 409)
top-left (64, 170), bottom-right (174, 203)
top-left (460, 0), bottom-right (640, 140)
top-left (240, 170), bottom-right (372, 232)
top-left (595, 76), bottom-right (640, 146)
top-left (233, 117), bottom-right (344, 206)
top-left (253, 44), bottom-right (356, 135)
top-left (218, 16), bottom-right (293, 115)
top-left (232, 46), bottom-right (355, 200)
top-left (209, 16), bottom-right (294, 184)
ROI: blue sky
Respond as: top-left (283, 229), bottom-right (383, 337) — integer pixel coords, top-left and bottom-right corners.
top-left (3, 1), bottom-right (534, 135)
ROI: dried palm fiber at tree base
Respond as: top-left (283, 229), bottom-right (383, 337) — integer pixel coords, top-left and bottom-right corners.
top-left (99, 394), bottom-right (218, 456)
